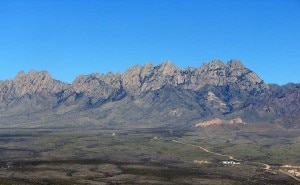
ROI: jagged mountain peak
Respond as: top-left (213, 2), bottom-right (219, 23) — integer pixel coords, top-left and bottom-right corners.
top-left (1, 60), bottom-right (267, 99)
top-left (120, 59), bottom-right (266, 95)
top-left (1, 59), bottom-right (299, 128)
top-left (199, 59), bottom-right (245, 71)
top-left (201, 59), bottom-right (225, 69)
top-left (12, 70), bottom-right (66, 96)
top-left (14, 70), bottom-right (52, 81)
top-left (22, 71), bottom-right (51, 82)
top-left (227, 59), bottom-right (245, 69)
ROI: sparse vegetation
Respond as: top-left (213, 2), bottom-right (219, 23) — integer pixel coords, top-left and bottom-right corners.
top-left (0, 123), bottom-right (299, 184)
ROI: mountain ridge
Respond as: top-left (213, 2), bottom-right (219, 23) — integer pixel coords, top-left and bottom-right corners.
top-left (0, 59), bottom-right (299, 128)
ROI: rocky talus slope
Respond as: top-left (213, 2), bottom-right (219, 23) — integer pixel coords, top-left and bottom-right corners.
top-left (0, 60), bottom-right (299, 128)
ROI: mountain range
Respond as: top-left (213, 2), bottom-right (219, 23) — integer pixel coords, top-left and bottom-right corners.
top-left (0, 60), bottom-right (299, 128)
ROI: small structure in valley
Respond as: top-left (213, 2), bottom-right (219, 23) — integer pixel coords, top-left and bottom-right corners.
top-left (221, 161), bottom-right (240, 165)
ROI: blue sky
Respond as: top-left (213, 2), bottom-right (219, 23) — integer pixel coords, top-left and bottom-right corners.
top-left (0, 0), bottom-right (299, 84)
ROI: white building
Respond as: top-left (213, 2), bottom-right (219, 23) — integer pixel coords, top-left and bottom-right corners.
top-left (221, 161), bottom-right (240, 165)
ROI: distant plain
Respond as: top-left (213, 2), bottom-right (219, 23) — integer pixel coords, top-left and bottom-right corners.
top-left (0, 122), bottom-right (299, 184)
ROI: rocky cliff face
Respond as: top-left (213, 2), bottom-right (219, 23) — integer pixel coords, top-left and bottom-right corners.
top-left (72, 72), bottom-right (125, 105)
top-left (0, 60), bottom-right (299, 127)
top-left (120, 60), bottom-right (267, 95)
top-left (0, 71), bottom-right (73, 105)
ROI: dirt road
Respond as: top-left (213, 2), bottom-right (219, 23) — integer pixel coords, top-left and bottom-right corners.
top-left (172, 140), bottom-right (240, 161)
top-left (172, 139), bottom-right (300, 183)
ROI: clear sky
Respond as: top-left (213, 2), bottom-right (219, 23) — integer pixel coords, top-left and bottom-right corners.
top-left (0, 0), bottom-right (299, 84)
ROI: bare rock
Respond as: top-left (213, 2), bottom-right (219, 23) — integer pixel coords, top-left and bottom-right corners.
top-left (122, 65), bottom-right (143, 95)
top-left (72, 72), bottom-right (123, 104)
top-left (120, 59), bottom-right (267, 96)
top-left (0, 70), bottom-right (73, 105)
top-left (13, 70), bottom-right (70, 96)
top-left (195, 117), bottom-right (245, 127)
